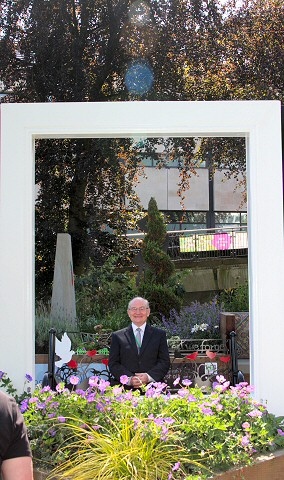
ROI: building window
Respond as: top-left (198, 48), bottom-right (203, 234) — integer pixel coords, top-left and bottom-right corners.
top-left (214, 212), bottom-right (247, 229)
top-left (163, 211), bottom-right (207, 231)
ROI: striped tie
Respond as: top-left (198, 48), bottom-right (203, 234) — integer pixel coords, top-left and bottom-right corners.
top-left (135, 328), bottom-right (142, 353)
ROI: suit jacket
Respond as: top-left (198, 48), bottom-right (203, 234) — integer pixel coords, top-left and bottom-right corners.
top-left (108, 323), bottom-right (170, 385)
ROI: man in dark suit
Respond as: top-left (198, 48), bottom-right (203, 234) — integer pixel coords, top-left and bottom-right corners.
top-left (108, 297), bottom-right (170, 388)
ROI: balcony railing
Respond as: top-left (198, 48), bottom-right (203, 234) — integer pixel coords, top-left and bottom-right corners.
top-left (167, 226), bottom-right (248, 261)
top-left (126, 226), bottom-right (248, 263)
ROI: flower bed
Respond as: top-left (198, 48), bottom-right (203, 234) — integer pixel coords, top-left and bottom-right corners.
top-left (1, 369), bottom-right (284, 479)
top-left (19, 376), bottom-right (284, 479)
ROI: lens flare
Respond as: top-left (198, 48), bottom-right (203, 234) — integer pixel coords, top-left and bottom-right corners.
top-left (125, 60), bottom-right (154, 95)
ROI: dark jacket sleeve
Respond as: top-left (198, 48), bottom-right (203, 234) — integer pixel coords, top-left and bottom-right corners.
top-left (108, 330), bottom-right (136, 382)
top-left (146, 329), bottom-right (170, 382)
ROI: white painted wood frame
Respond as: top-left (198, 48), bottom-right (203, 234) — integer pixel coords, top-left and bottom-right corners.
top-left (0, 101), bottom-right (283, 414)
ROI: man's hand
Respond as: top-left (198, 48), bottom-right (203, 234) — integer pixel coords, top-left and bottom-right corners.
top-left (135, 372), bottom-right (149, 384)
top-left (130, 373), bottom-right (149, 388)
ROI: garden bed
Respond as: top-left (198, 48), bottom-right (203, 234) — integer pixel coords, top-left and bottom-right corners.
top-left (33, 449), bottom-right (284, 480)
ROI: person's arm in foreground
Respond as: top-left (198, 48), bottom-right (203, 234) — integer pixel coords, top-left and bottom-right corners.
top-left (0, 391), bottom-right (34, 480)
top-left (1, 456), bottom-right (34, 480)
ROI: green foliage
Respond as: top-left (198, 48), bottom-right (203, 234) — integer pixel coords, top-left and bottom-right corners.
top-left (143, 239), bottom-right (175, 284)
top-left (219, 282), bottom-right (249, 312)
top-left (139, 198), bottom-right (183, 319)
top-left (35, 302), bottom-right (73, 354)
top-left (140, 283), bottom-right (182, 320)
top-left (1, 0), bottom-right (283, 299)
top-left (142, 198), bottom-right (173, 285)
top-left (0, 371), bottom-right (32, 405)
top-left (35, 137), bottom-right (143, 300)
top-left (144, 197), bottom-right (167, 246)
top-left (34, 256), bottom-right (137, 352)
top-left (75, 256), bottom-right (137, 332)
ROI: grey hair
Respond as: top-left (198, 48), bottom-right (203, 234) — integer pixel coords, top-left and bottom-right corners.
top-left (127, 297), bottom-right (149, 310)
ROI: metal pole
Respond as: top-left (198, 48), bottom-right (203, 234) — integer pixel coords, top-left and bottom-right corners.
top-left (229, 331), bottom-right (245, 386)
top-left (42, 328), bottom-right (57, 389)
top-left (229, 331), bottom-right (238, 386)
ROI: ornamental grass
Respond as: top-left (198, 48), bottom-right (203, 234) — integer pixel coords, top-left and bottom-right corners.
top-left (50, 415), bottom-right (203, 480)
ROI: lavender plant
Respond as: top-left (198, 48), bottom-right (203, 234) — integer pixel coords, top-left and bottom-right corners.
top-left (161, 297), bottom-right (222, 340)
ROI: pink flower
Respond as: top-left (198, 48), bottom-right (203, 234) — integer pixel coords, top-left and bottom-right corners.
top-left (242, 422), bottom-right (250, 430)
top-left (182, 379), bottom-right (192, 387)
top-left (248, 409), bottom-right (263, 418)
top-left (89, 376), bottom-right (99, 387)
top-left (112, 386), bottom-right (123, 395)
top-left (173, 376), bottom-right (180, 386)
top-left (70, 375), bottom-right (80, 385)
top-left (241, 435), bottom-right (250, 447)
top-left (120, 375), bottom-right (129, 385)
top-left (56, 382), bottom-right (65, 393)
top-left (172, 462), bottom-right (180, 471)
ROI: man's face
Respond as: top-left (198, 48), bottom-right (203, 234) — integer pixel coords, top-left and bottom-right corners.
top-left (127, 299), bottom-right (150, 327)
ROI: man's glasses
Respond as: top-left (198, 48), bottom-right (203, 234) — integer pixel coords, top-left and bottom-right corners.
top-left (129, 306), bottom-right (148, 312)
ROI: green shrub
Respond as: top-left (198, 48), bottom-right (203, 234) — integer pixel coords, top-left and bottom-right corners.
top-left (75, 255), bottom-right (137, 332)
top-left (219, 281), bottom-right (249, 312)
top-left (140, 283), bottom-right (182, 320)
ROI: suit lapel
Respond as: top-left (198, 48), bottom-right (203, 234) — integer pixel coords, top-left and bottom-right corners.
top-left (139, 324), bottom-right (152, 355)
top-left (125, 325), bottom-right (137, 352)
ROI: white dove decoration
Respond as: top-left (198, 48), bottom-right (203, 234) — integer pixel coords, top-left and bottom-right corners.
top-left (55, 332), bottom-right (75, 368)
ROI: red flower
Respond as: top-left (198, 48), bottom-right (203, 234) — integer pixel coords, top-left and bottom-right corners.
top-left (101, 358), bottom-right (109, 366)
top-left (206, 350), bottom-right (217, 360)
top-left (87, 350), bottom-right (97, 357)
top-left (186, 351), bottom-right (199, 360)
top-left (67, 359), bottom-right (78, 369)
top-left (220, 355), bottom-right (231, 363)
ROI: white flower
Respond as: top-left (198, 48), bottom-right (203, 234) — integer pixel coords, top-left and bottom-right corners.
top-left (191, 324), bottom-right (199, 333)
top-left (200, 323), bottom-right (209, 331)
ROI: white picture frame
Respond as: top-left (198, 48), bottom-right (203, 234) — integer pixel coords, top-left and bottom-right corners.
top-left (0, 100), bottom-right (283, 414)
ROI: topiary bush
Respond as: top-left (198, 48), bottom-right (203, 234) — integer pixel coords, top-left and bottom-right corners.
top-left (138, 197), bottom-right (183, 320)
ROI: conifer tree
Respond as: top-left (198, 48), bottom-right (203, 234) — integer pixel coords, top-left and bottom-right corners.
top-left (139, 197), bottom-right (182, 319)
